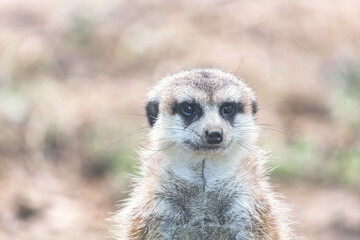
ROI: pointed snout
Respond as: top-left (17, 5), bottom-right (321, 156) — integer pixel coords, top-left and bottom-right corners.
top-left (202, 110), bottom-right (224, 145)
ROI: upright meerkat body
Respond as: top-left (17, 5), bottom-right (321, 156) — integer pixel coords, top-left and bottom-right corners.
top-left (112, 69), bottom-right (295, 240)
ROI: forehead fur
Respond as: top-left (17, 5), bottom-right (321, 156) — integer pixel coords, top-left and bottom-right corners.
top-left (148, 69), bottom-right (255, 110)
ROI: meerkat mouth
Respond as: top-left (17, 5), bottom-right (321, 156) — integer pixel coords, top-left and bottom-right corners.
top-left (183, 140), bottom-right (233, 152)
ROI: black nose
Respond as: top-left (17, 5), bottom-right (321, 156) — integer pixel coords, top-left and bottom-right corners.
top-left (205, 130), bottom-right (223, 144)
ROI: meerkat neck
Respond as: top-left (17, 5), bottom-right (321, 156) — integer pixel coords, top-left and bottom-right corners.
top-left (153, 149), bottom-right (249, 188)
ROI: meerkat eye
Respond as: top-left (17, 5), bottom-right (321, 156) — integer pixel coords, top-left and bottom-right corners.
top-left (221, 103), bottom-right (237, 117)
top-left (223, 104), bottom-right (235, 115)
top-left (174, 101), bottom-right (202, 126)
top-left (181, 103), bottom-right (196, 116)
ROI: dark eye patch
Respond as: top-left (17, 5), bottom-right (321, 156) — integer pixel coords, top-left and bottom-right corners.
top-left (146, 100), bottom-right (159, 127)
top-left (251, 100), bottom-right (257, 115)
top-left (172, 101), bottom-right (203, 127)
top-left (220, 102), bottom-right (244, 125)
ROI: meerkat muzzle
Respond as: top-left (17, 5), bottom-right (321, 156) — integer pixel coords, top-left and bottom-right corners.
top-left (205, 130), bottom-right (223, 144)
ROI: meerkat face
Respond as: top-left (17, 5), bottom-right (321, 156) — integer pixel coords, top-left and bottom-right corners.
top-left (145, 69), bottom-right (258, 156)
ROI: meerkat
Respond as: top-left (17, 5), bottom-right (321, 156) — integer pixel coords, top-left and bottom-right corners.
top-left (111, 68), bottom-right (296, 240)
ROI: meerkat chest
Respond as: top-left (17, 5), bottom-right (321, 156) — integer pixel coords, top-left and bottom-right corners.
top-left (153, 161), bottom-right (253, 239)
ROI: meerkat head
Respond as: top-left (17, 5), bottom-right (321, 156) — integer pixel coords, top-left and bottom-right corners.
top-left (145, 68), bottom-right (258, 157)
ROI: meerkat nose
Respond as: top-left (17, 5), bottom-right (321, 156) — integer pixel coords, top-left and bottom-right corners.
top-left (205, 130), bottom-right (223, 144)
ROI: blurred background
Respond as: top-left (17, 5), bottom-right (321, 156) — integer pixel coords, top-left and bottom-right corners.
top-left (0, 0), bottom-right (359, 239)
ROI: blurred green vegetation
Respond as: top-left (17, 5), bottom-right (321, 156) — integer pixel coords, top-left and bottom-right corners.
top-left (332, 61), bottom-right (360, 127)
top-left (89, 137), bottom-right (138, 175)
top-left (273, 139), bottom-right (360, 187)
top-left (65, 13), bottom-right (97, 46)
top-left (272, 61), bottom-right (360, 188)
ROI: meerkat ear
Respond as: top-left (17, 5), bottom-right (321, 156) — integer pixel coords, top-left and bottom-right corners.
top-left (145, 100), bottom-right (159, 127)
top-left (251, 100), bottom-right (258, 115)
